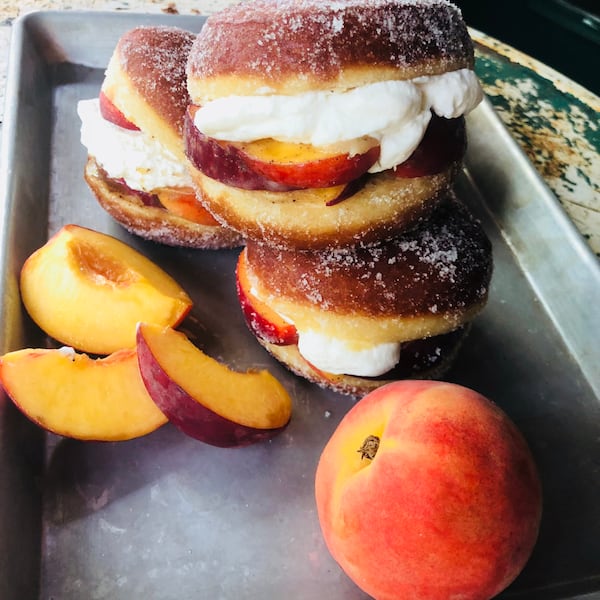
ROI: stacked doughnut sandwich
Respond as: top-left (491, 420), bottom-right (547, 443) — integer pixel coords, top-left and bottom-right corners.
top-left (76, 0), bottom-right (493, 398)
top-left (183, 0), bottom-right (493, 397)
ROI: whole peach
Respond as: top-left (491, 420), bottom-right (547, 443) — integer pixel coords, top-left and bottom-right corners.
top-left (315, 380), bottom-right (542, 600)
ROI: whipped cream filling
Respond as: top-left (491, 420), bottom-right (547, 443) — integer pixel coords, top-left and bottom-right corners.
top-left (297, 330), bottom-right (401, 377)
top-left (193, 69), bottom-right (483, 172)
top-left (77, 98), bottom-right (193, 192)
top-left (249, 280), bottom-right (399, 376)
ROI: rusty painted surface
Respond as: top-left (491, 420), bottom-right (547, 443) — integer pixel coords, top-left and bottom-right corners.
top-left (472, 30), bottom-right (600, 257)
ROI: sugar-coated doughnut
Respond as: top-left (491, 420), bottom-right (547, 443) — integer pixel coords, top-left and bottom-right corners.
top-left (81, 26), bottom-right (242, 249)
top-left (184, 0), bottom-right (477, 248)
top-left (238, 194), bottom-right (493, 395)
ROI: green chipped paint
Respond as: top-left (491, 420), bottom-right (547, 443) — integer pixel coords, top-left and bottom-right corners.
top-left (473, 44), bottom-right (600, 257)
top-left (476, 54), bottom-right (600, 146)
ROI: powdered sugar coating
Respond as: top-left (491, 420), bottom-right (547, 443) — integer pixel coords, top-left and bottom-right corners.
top-left (246, 194), bottom-right (492, 317)
top-left (117, 26), bottom-right (195, 135)
top-left (188, 0), bottom-right (474, 92)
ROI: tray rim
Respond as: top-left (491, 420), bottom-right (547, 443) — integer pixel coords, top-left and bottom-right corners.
top-left (0, 9), bottom-right (599, 600)
top-left (465, 98), bottom-right (600, 399)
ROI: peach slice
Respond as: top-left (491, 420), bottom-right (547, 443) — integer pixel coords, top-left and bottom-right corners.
top-left (20, 224), bottom-right (192, 355)
top-left (136, 322), bottom-right (292, 447)
top-left (235, 248), bottom-right (298, 346)
top-left (0, 347), bottom-right (167, 441)
top-left (231, 137), bottom-right (380, 188)
top-left (155, 187), bottom-right (221, 226)
top-left (99, 90), bottom-right (140, 130)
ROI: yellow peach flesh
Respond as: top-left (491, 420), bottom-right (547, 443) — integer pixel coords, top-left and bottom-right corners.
top-left (138, 322), bottom-right (292, 429)
top-left (236, 136), bottom-right (378, 164)
top-left (72, 239), bottom-right (138, 287)
top-left (19, 224), bottom-right (192, 355)
top-left (0, 347), bottom-right (167, 441)
top-left (155, 188), bottom-right (220, 226)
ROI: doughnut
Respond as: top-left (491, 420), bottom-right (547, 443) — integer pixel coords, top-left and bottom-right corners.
top-left (235, 194), bottom-right (493, 396)
top-left (103, 25), bottom-right (193, 163)
top-left (184, 0), bottom-right (481, 248)
top-left (78, 26), bottom-right (243, 249)
top-left (187, 0), bottom-right (475, 100)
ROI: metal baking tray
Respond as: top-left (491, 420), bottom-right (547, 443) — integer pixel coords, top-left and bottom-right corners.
top-left (0, 11), bottom-right (599, 600)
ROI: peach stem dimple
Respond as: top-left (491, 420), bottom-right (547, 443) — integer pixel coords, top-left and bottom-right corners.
top-left (357, 435), bottom-right (380, 460)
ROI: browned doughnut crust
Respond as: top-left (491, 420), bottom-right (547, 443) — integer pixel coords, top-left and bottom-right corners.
top-left (248, 194), bottom-right (491, 315)
top-left (244, 194), bottom-right (492, 342)
top-left (191, 164), bottom-right (458, 249)
top-left (103, 26), bottom-right (195, 161)
top-left (84, 158), bottom-right (243, 249)
top-left (187, 0), bottom-right (475, 101)
top-left (257, 329), bottom-right (467, 398)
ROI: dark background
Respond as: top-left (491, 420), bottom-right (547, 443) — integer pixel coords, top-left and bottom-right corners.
top-left (453, 0), bottom-right (600, 96)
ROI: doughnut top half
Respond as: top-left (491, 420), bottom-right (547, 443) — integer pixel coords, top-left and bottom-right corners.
top-left (246, 195), bottom-right (493, 319)
top-left (187, 0), bottom-right (474, 100)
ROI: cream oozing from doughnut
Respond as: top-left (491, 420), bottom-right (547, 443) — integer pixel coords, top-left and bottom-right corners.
top-left (78, 99), bottom-right (193, 192)
top-left (192, 69), bottom-right (482, 172)
top-left (298, 331), bottom-right (402, 376)
top-left (247, 280), bottom-right (402, 376)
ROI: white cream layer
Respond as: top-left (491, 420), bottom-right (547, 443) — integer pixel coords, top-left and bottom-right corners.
top-left (193, 69), bottom-right (483, 172)
top-left (297, 329), bottom-right (401, 377)
top-left (77, 98), bottom-right (193, 192)
top-left (249, 280), bottom-right (400, 376)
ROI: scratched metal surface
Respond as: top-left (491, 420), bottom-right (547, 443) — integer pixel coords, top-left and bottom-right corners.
top-left (0, 9), bottom-right (599, 600)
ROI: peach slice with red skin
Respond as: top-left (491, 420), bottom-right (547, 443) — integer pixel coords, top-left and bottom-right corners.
top-left (155, 187), bottom-right (221, 226)
top-left (231, 137), bottom-right (380, 188)
top-left (20, 224), bottom-right (192, 355)
top-left (136, 322), bottom-right (292, 447)
top-left (0, 346), bottom-right (167, 441)
top-left (393, 115), bottom-right (466, 178)
top-left (184, 105), bottom-right (380, 190)
top-left (235, 248), bottom-right (298, 346)
top-left (315, 380), bottom-right (542, 600)
top-left (99, 90), bottom-right (139, 130)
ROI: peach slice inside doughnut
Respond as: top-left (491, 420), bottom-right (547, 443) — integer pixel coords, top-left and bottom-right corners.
top-left (155, 187), bottom-right (221, 226)
top-left (236, 249), bottom-right (299, 346)
top-left (184, 105), bottom-right (379, 190)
